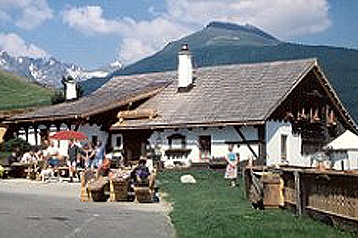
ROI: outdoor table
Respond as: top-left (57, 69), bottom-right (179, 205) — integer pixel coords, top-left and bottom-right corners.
top-left (10, 162), bottom-right (34, 178)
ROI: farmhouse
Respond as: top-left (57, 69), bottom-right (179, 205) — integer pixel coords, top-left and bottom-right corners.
top-left (325, 130), bottom-right (358, 170)
top-left (4, 45), bottom-right (357, 167)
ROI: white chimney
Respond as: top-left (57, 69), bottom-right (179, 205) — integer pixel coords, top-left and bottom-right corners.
top-left (63, 77), bottom-right (77, 100)
top-left (178, 44), bottom-right (193, 89)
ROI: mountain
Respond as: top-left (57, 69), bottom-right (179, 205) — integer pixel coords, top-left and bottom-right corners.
top-left (0, 69), bottom-right (54, 111)
top-left (102, 21), bottom-right (358, 123)
top-left (0, 50), bottom-right (121, 88)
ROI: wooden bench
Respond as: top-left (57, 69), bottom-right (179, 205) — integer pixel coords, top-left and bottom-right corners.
top-left (110, 177), bottom-right (129, 202)
top-left (80, 169), bottom-right (110, 202)
top-left (134, 171), bottom-right (157, 203)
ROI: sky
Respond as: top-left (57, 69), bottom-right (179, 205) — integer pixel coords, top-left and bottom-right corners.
top-left (0, 0), bottom-right (357, 70)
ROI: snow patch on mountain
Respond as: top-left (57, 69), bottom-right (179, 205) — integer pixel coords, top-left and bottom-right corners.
top-left (0, 50), bottom-right (122, 88)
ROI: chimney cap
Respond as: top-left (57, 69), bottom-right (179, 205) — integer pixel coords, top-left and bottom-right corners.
top-left (181, 44), bottom-right (189, 51)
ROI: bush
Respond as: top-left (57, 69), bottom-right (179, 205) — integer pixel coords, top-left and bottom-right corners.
top-left (1, 137), bottom-right (31, 154)
top-left (51, 90), bottom-right (65, 104)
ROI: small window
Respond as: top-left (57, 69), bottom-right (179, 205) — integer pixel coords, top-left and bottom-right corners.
top-left (116, 136), bottom-right (122, 148)
top-left (281, 135), bottom-right (288, 162)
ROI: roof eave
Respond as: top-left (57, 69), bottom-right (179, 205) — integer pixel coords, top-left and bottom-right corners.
top-left (110, 119), bottom-right (266, 131)
top-left (4, 86), bottom-right (166, 125)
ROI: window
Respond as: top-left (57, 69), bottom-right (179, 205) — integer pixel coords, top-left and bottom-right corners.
top-left (198, 135), bottom-right (211, 160)
top-left (92, 135), bottom-right (98, 146)
top-left (115, 135), bottom-right (123, 149)
top-left (281, 135), bottom-right (288, 162)
top-left (167, 134), bottom-right (186, 148)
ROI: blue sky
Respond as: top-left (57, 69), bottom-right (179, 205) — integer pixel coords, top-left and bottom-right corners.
top-left (0, 0), bottom-right (357, 70)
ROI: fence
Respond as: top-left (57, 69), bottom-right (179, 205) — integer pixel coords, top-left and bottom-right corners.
top-left (245, 166), bottom-right (358, 231)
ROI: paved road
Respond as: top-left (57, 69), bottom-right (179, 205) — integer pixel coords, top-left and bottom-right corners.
top-left (0, 179), bottom-right (175, 238)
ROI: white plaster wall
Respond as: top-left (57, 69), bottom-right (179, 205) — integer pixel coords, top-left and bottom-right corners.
top-left (148, 126), bottom-right (259, 163)
top-left (77, 124), bottom-right (108, 146)
top-left (347, 151), bottom-right (358, 170)
top-left (331, 151), bottom-right (358, 170)
top-left (266, 120), bottom-right (310, 167)
top-left (18, 124), bottom-right (109, 157)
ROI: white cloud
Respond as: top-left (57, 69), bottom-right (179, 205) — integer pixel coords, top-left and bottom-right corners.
top-left (0, 0), bottom-right (53, 29)
top-left (0, 33), bottom-right (48, 58)
top-left (63, 0), bottom-right (331, 64)
top-left (164, 0), bottom-right (331, 39)
top-left (62, 6), bottom-right (124, 35)
top-left (117, 17), bottom-right (189, 64)
top-left (0, 11), bottom-right (11, 23)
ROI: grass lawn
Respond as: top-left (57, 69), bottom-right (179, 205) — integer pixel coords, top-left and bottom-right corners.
top-left (159, 170), bottom-right (356, 238)
top-left (0, 70), bottom-right (54, 110)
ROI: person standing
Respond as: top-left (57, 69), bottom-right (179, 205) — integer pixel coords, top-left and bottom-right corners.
top-left (224, 145), bottom-right (239, 187)
top-left (94, 140), bottom-right (105, 169)
top-left (82, 142), bottom-right (95, 169)
top-left (67, 139), bottom-right (80, 182)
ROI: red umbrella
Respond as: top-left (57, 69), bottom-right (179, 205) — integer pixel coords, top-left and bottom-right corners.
top-left (49, 130), bottom-right (87, 141)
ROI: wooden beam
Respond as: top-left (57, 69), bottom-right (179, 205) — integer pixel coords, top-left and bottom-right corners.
top-left (234, 126), bottom-right (258, 159)
top-left (65, 122), bottom-right (72, 130)
top-left (294, 170), bottom-right (303, 215)
top-left (258, 125), bottom-right (266, 164)
top-left (225, 140), bottom-right (261, 145)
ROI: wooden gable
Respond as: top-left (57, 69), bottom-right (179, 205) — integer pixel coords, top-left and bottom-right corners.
top-left (268, 65), bottom-right (356, 154)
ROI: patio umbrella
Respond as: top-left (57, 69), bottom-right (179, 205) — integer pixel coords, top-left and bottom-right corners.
top-left (49, 130), bottom-right (87, 141)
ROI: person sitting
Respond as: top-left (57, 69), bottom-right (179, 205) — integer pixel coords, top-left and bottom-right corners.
top-left (45, 140), bottom-right (61, 168)
top-left (20, 148), bottom-right (38, 164)
top-left (6, 151), bottom-right (19, 166)
top-left (130, 158), bottom-right (150, 186)
top-left (98, 156), bottom-right (111, 177)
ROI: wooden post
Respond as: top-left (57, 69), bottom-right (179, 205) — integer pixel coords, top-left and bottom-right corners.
top-left (25, 126), bottom-right (29, 143)
top-left (294, 170), bottom-right (302, 215)
top-left (34, 125), bottom-right (38, 145)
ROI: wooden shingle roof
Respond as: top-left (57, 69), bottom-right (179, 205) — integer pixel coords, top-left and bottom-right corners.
top-left (112, 58), bottom-right (354, 129)
top-left (8, 58), bottom-right (356, 133)
top-left (7, 71), bottom-right (174, 122)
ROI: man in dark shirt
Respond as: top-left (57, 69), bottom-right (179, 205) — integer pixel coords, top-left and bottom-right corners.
top-left (67, 139), bottom-right (80, 182)
top-left (130, 158), bottom-right (150, 186)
